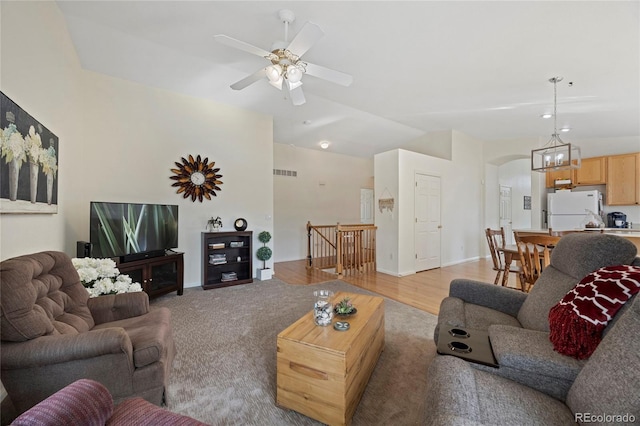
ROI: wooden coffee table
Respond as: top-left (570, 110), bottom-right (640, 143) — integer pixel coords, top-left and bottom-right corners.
top-left (276, 292), bottom-right (385, 425)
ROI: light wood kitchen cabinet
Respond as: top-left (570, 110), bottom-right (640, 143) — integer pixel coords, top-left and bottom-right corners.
top-left (574, 156), bottom-right (607, 185)
top-left (606, 153), bottom-right (640, 205)
top-left (545, 168), bottom-right (573, 188)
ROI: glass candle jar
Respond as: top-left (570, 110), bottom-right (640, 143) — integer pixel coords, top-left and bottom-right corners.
top-left (313, 290), bottom-right (334, 326)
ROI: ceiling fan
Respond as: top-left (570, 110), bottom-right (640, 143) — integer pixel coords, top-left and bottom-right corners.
top-left (214, 9), bottom-right (353, 106)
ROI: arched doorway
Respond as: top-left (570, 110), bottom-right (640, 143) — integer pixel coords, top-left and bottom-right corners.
top-left (484, 155), bottom-right (542, 247)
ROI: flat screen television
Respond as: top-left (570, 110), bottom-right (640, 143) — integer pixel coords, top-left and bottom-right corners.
top-left (90, 202), bottom-right (178, 262)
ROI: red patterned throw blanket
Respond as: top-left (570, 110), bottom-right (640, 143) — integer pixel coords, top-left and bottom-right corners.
top-left (549, 265), bottom-right (640, 359)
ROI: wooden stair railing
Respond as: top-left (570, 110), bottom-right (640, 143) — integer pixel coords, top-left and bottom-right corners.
top-left (307, 222), bottom-right (377, 278)
top-left (306, 223), bottom-right (338, 271)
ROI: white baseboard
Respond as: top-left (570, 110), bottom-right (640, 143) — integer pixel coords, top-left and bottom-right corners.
top-left (374, 268), bottom-right (417, 277)
top-left (375, 267), bottom-right (402, 277)
top-left (442, 256), bottom-right (480, 268)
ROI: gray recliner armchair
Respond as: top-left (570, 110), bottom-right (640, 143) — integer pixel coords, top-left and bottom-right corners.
top-left (426, 295), bottom-right (640, 425)
top-left (0, 251), bottom-right (177, 416)
top-left (434, 233), bottom-right (638, 399)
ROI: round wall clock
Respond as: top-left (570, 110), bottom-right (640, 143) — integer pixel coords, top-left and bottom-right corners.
top-left (234, 218), bottom-right (248, 231)
top-left (170, 154), bottom-right (223, 202)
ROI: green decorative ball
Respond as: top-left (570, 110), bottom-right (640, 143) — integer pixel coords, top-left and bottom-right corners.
top-left (258, 231), bottom-right (272, 244)
top-left (256, 246), bottom-right (272, 261)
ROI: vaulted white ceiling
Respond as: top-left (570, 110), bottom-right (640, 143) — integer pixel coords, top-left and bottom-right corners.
top-left (56, 1), bottom-right (639, 158)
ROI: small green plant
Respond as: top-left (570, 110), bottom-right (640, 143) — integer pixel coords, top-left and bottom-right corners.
top-left (335, 297), bottom-right (355, 314)
top-left (256, 231), bottom-right (272, 269)
top-left (207, 216), bottom-right (222, 230)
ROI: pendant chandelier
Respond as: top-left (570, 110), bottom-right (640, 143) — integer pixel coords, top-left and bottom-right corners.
top-left (531, 77), bottom-right (581, 172)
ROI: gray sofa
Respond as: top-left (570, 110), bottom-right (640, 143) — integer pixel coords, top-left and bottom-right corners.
top-left (434, 233), bottom-right (639, 400)
top-left (425, 295), bottom-right (640, 425)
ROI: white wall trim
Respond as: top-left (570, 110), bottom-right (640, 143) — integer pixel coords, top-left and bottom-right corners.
top-left (442, 256), bottom-right (481, 267)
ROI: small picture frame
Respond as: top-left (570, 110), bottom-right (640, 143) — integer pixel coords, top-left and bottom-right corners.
top-left (523, 196), bottom-right (531, 210)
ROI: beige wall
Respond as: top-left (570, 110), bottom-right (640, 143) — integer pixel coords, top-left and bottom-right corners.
top-left (273, 143), bottom-right (373, 261)
top-left (0, 0), bottom-right (84, 259)
top-left (373, 149), bottom-right (400, 275)
top-left (0, 1), bottom-right (273, 288)
top-left (499, 159), bottom-right (533, 238)
top-left (375, 130), bottom-right (484, 276)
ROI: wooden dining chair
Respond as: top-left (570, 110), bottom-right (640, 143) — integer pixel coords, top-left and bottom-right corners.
top-left (516, 235), bottom-right (560, 292)
top-left (485, 228), bottom-right (523, 286)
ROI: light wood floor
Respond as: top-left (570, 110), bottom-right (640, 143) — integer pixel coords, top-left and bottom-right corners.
top-left (274, 258), bottom-right (521, 315)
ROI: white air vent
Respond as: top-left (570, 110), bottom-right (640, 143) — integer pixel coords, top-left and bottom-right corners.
top-left (273, 169), bottom-right (297, 177)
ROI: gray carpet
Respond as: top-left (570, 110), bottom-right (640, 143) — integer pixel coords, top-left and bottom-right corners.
top-left (151, 278), bottom-right (438, 425)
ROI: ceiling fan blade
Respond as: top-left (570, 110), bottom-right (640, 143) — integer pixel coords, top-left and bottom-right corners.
top-left (230, 68), bottom-right (267, 90)
top-left (288, 84), bottom-right (306, 106)
top-left (304, 62), bottom-right (353, 87)
top-left (214, 35), bottom-right (272, 58)
top-left (286, 22), bottom-right (324, 57)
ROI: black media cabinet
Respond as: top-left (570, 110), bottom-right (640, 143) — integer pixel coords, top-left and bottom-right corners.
top-left (117, 251), bottom-right (184, 299)
top-left (202, 231), bottom-right (253, 289)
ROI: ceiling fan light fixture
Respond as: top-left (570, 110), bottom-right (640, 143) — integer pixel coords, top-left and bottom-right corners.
top-left (287, 79), bottom-right (303, 90)
top-left (266, 64), bottom-right (283, 82)
top-left (269, 77), bottom-right (283, 90)
top-left (286, 65), bottom-right (303, 82)
top-left (217, 9), bottom-right (352, 106)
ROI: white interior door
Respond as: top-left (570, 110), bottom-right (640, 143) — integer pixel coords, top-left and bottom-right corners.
top-left (499, 185), bottom-right (513, 244)
top-left (415, 173), bottom-right (441, 271)
top-left (360, 188), bottom-right (374, 223)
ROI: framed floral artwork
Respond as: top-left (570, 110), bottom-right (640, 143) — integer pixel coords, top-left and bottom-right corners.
top-left (0, 92), bottom-right (58, 213)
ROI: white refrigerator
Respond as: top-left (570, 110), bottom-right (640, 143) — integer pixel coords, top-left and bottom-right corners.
top-left (547, 190), bottom-right (602, 231)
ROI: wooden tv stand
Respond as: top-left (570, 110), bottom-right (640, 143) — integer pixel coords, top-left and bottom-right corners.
top-left (116, 251), bottom-right (184, 299)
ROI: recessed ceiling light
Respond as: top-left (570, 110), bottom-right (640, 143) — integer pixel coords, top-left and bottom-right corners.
top-left (540, 113), bottom-right (553, 119)
top-left (560, 127), bottom-right (571, 132)
top-left (319, 141), bottom-right (330, 149)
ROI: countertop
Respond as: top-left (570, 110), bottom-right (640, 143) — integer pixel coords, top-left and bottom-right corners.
top-left (514, 228), bottom-right (640, 238)
top-left (584, 228), bottom-right (640, 234)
